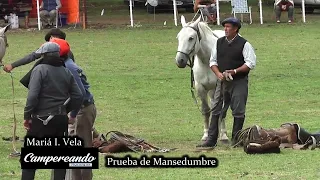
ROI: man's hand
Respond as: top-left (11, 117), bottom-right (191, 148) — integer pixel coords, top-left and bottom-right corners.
top-left (211, 65), bottom-right (225, 81)
top-left (223, 72), bottom-right (233, 81)
top-left (216, 72), bottom-right (225, 81)
top-left (69, 117), bottom-right (76, 124)
top-left (225, 69), bottom-right (236, 76)
top-left (224, 69), bottom-right (237, 81)
top-left (24, 120), bottom-right (32, 131)
top-left (3, 64), bottom-right (13, 73)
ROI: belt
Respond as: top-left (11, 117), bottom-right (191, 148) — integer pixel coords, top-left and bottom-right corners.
top-left (33, 109), bottom-right (67, 118)
top-left (32, 98), bottom-right (70, 125)
top-left (82, 99), bottom-right (94, 108)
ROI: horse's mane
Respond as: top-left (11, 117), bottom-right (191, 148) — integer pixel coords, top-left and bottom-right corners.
top-left (177, 21), bottom-right (214, 38)
top-left (197, 22), bottom-right (215, 37)
top-left (177, 20), bottom-right (225, 41)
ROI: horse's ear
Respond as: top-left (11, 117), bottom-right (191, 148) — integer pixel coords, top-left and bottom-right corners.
top-left (190, 16), bottom-right (201, 30)
top-left (194, 16), bottom-right (201, 26)
top-left (4, 24), bottom-right (10, 33)
top-left (181, 15), bottom-right (187, 27)
top-left (0, 24), bottom-right (10, 35)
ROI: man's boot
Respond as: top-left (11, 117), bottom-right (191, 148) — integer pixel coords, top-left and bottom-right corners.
top-left (231, 117), bottom-right (245, 146)
top-left (196, 114), bottom-right (220, 150)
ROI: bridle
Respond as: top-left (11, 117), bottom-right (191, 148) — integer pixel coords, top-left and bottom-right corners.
top-left (176, 25), bottom-right (202, 69)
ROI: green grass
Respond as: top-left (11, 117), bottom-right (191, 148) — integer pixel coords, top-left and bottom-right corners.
top-left (0, 3), bottom-right (320, 180)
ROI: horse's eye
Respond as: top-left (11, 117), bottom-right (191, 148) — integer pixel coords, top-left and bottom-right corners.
top-left (189, 37), bottom-right (194, 41)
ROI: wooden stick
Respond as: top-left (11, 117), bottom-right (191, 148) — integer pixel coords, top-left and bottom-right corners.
top-left (82, 0), bottom-right (87, 29)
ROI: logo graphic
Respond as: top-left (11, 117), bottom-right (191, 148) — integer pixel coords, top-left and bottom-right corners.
top-left (20, 136), bottom-right (99, 169)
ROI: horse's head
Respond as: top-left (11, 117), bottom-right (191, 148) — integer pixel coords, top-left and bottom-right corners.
top-left (0, 24), bottom-right (10, 36)
top-left (175, 15), bottom-right (202, 68)
top-left (0, 24), bottom-right (10, 64)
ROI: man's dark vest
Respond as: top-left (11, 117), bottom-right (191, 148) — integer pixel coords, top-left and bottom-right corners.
top-left (43, 0), bottom-right (57, 11)
top-left (217, 35), bottom-right (248, 79)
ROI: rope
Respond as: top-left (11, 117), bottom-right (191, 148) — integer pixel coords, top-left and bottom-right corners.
top-left (1, 58), bottom-right (20, 158)
top-left (189, 56), bottom-right (216, 116)
top-left (190, 69), bottom-right (223, 116)
top-left (232, 127), bottom-right (251, 148)
top-left (1, 64), bottom-right (20, 156)
top-left (10, 72), bottom-right (20, 156)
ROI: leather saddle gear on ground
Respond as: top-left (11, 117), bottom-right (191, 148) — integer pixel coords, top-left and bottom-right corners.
top-left (92, 131), bottom-right (177, 153)
top-left (233, 123), bottom-right (320, 154)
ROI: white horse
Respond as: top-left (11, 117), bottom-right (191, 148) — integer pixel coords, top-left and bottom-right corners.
top-left (0, 24), bottom-right (10, 65)
top-left (175, 15), bottom-right (229, 142)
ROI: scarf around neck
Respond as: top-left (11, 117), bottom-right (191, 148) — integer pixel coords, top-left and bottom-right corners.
top-left (20, 56), bottom-right (65, 88)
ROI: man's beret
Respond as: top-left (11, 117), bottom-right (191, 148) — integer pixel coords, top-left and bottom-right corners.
top-left (35, 42), bottom-right (60, 56)
top-left (44, 28), bottom-right (66, 42)
top-left (221, 17), bottom-right (241, 29)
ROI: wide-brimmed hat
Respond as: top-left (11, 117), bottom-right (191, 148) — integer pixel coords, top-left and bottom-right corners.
top-left (44, 28), bottom-right (66, 42)
top-left (221, 17), bottom-right (241, 29)
top-left (35, 42), bottom-right (60, 55)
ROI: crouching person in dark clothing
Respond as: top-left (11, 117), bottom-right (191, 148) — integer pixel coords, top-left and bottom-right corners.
top-left (50, 37), bottom-right (97, 180)
top-left (21, 42), bottom-right (83, 180)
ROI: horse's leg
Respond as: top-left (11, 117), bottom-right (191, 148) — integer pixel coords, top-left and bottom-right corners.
top-left (209, 81), bottom-right (228, 143)
top-left (195, 82), bottom-right (210, 141)
top-left (219, 101), bottom-right (230, 143)
top-left (209, 81), bottom-right (223, 139)
top-left (219, 83), bottom-right (231, 143)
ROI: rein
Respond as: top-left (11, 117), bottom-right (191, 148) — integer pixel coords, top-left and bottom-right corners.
top-left (10, 71), bottom-right (20, 156)
top-left (1, 64), bottom-right (20, 157)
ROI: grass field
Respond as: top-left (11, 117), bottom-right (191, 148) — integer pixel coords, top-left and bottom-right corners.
top-left (0, 1), bottom-right (320, 180)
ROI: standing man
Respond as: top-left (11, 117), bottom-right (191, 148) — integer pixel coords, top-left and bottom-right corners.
top-left (197, 17), bottom-right (256, 149)
top-left (40, 0), bottom-right (62, 28)
top-left (50, 38), bottom-right (97, 180)
top-left (22, 42), bottom-right (83, 180)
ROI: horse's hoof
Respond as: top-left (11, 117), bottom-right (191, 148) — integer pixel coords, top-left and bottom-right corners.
top-left (201, 135), bottom-right (208, 141)
top-left (201, 133), bottom-right (208, 141)
top-left (220, 139), bottom-right (229, 144)
top-left (201, 137), bottom-right (207, 141)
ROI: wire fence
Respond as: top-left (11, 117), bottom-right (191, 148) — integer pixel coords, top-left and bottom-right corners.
top-left (0, 0), bottom-right (315, 30)
top-left (83, 0), bottom-right (270, 28)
